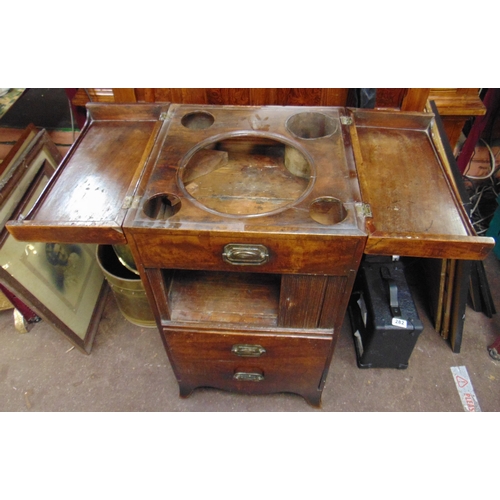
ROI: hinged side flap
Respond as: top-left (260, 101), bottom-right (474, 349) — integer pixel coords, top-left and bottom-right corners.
top-left (348, 108), bottom-right (494, 260)
top-left (6, 104), bottom-right (171, 245)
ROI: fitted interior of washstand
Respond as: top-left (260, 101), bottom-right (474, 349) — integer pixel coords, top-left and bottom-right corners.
top-left (180, 136), bottom-right (311, 216)
top-left (166, 269), bottom-right (281, 326)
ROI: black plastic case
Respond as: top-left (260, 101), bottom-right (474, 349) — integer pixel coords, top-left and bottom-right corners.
top-left (348, 259), bottom-right (424, 369)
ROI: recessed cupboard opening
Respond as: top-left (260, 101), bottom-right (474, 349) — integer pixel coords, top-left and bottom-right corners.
top-left (162, 269), bottom-right (281, 326)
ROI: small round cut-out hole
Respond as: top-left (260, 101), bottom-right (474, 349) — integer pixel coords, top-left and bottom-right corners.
top-left (143, 193), bottom-right (181, 220)
top-left (286, 112), bottom-right (338, 139)
top-left (309, 197), bottom-right (347, 225)
top-left (181, 111), bottom-right (215, 130)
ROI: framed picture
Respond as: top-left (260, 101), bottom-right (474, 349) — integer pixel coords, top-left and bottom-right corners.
top-left (0, 123), bottom-right (38, 207)
top-left (0, 124), bottom-right (39, 318)
top-left (0, 128), bottom-right (108, 353)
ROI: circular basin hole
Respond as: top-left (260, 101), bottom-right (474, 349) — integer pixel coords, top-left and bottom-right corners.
top-left (181, 111), bottom-right (215, 130)
top-left (286, 112), bottom-right (338, 139)
top-left (180, 135), bottom-right (312, 216)
top-left (309, 197), bottom-right (347, 225)
top-left (143, 193), bottom-right (181, 220)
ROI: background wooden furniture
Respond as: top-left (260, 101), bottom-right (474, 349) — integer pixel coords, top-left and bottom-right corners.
top-left (72, 88), bottom-right (485, 151)
top-left (428, 88), bottom-right (487, 153)
top-left (73, 87), bottom-right (428, 109)
top-left (456, 89), bottom-right (500, 173)
top-left (74, 88), bottom-right (351, 107)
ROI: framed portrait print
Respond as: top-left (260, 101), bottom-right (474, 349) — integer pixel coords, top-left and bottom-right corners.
top-left (0, 128), bottom-right (108, 353)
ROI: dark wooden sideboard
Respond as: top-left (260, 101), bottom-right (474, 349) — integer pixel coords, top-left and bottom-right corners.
top-left (7, 103), bottom-right (494, 406)
top-left (72, 88), bottom-right (486, 151)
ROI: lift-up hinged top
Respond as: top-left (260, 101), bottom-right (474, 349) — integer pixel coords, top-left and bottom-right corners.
top-left (5, 103), bottom-right (494, 262)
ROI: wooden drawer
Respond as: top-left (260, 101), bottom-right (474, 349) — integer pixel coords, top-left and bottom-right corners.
top-left (164, 326), bottom-right (333, 406)
top-left (132, 230), bottom-right (365, 276)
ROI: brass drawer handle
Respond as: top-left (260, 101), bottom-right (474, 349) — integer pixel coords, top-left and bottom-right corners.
top-left (231, 344), bottom-right (266, 357)
top-left (222, 244), bottom-right (269, 266)
top-left (233, 372), bottom-right (265, 382)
